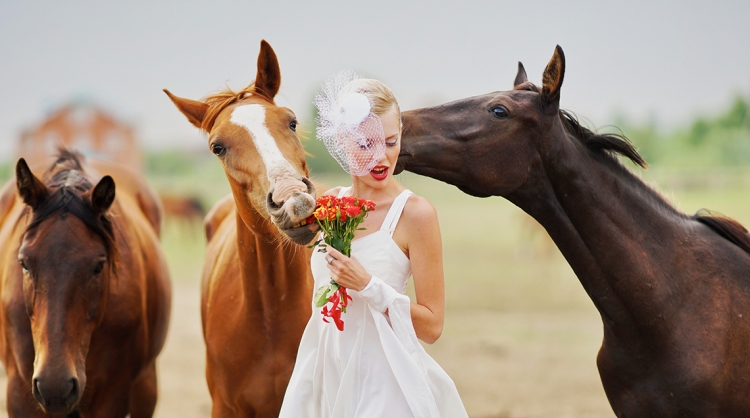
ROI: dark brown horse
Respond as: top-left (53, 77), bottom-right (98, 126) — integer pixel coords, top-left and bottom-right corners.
top-left (398, 46), bottom-right (750, 417)
top-left (0, 151), bottom-right (171, 417)
top-left (164, 40), bottom-right (316, 417)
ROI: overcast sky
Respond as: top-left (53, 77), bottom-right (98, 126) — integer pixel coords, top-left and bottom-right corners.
top-left (1, 1), bottom-right (748, 162)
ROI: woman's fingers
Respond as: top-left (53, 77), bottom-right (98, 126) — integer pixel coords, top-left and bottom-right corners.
top-left (327, 247), bottom-right (343, 258)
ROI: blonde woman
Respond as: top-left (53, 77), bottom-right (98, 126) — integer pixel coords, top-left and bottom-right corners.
top-left (280, 73), bottom-right (467, 417)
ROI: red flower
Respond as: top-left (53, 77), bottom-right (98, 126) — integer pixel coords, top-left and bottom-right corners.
top-left (309, 193), bottom-right (376, 332)
top-left (344, 205), bottom-right (362, 218)
top-left (341, 195), bottom-right (358, 206)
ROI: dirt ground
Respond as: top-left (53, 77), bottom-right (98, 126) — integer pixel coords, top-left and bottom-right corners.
top-left (0, 280), bottom-right (614, 418)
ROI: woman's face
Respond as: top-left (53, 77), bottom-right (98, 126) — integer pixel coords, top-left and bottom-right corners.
top-left (353, 105), bottom-right (401, 187)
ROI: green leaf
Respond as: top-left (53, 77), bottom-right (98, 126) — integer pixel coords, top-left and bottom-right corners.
top-left (314, 285), bottom-right (332, 308)
top-left (331, 237), bottom-right (346, 252)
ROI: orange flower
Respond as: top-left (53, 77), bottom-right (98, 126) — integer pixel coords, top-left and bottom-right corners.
top-left (314, 206), bottom-right (329, 220)
top-left (327, 207), bottom-right (338, 221)
top-left (317, 195), bottom-right (337, 208)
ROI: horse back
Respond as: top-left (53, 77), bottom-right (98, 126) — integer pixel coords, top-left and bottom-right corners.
top-left (88, 158), bottom-right (164, 237)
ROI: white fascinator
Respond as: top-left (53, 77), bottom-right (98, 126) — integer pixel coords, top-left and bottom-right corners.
top-left (314, 70), bottom-right (386, 176)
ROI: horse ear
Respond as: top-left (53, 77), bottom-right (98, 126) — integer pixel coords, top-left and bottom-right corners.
top-left (16, 158), bottom-right (48, 209)
top-left (541, 45), bottom-right (565, 113)
top-left (254, 39), bottom-right (281, 100)
top-left (163, 89), bottom-right (209, 130)
top-left (91, 176), bottom-right (116, 213)
top-left (514, 62), bottom-right (528, 87)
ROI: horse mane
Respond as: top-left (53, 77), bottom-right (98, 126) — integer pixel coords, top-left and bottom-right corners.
top-left (201, 82), bottom-right (270, 132)
top-left (558, 111), bottom-right (750, 253)
top-left (560, 110), bottom-right (647, 168)
top-left (694, 210), bottom-right (750, 255)
top-left (25, 150), bottom-right (118, 272)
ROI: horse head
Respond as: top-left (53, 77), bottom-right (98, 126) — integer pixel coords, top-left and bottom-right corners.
top-left (164, 40), bottom-right (316, 244)
top-left (15, 156), bottom-right (116, 415)
top-left (398, 46), bottom-right (568, 198)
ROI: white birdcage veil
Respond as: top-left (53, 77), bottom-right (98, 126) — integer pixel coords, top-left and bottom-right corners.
top-left (314, 70), bottom-right (386, 176)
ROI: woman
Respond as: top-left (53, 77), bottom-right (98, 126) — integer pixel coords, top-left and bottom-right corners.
top-left (280, 72), bottom-right (468, 417)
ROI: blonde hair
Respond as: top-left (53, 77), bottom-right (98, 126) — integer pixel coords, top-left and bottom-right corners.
top-left (340, 78), bottom-right (400, 119)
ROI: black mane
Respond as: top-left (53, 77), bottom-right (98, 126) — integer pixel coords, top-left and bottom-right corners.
top-left (560, 110), bottom-right (647, 168)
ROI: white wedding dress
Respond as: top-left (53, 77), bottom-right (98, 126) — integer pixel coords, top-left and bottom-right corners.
top-left (280, 188), bottom-right (468, 418)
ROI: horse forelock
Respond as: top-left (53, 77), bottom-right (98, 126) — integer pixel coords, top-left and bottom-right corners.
top-left (24, 169), bottom-right (118, 274)
top-left (201, 82), bottom-right (274, 132)
top-left (559, 110), bottom-right (647, 168)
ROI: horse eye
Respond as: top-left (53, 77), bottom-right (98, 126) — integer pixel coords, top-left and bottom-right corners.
top-left (210, 143), bottom-right (226, 157)
top-left (289, 120), bottom-right (297, 132)
top-left (489, 105), bottom-right (509, 119)
top-left (93, 261), bottom-right (105, 275)
top-left (18, 259), bottom-right (29, 274)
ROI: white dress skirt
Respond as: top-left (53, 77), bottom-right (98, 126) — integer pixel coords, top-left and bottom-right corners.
top-left (279, 188), bottom-right (468, 418)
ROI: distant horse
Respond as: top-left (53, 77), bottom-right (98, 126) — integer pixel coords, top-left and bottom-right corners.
top-left (0, 150), bottom-right (171, 417)
top-left (164, 40), bottom-right (316, 417)
top-left (160, 194), bottom-right (206, 228)
top-left (397, 46), bottom-right (750, 417)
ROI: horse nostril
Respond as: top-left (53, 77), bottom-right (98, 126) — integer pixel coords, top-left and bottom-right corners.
top-left (302, 177), bottom-right (316, 197)
top-left (266, 190), bottom-right (283, 212)
top-left (32, 378), bottom-right (43, 403)
top-left (65, 377), bottom-right (80, 407)
top-left (31, 376), bottom-right (81, 410)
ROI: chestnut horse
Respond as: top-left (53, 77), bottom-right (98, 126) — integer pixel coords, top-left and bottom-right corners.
top-left (398, 46), bottom-right (750, 417)
top-left (164, 40), bottom-right (316, 417)
top-left (0, 151), bottom-right (171, 417)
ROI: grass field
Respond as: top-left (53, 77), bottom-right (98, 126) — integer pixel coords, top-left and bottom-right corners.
top-left (0, 158), bottom-right (748, 417)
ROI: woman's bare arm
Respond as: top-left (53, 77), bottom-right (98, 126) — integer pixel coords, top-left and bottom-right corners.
top-left (399, 196), bottom-right (445, 344)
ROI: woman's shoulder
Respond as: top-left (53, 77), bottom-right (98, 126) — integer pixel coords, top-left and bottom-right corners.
top-left (402, 193), bottom-right (438, 227)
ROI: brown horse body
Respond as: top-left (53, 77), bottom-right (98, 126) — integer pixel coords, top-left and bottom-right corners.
top-left (398, 47), bottom-right (750, 417)
top-left (0, 151), bottom-right (171, 417)
top-left (165, 41), bottom-right (316, 417)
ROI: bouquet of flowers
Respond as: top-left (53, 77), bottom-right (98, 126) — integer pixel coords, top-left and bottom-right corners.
top-left (307, 194), bottom-right (376, 331)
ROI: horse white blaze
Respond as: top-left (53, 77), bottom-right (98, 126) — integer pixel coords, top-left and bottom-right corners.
top-left (229, 104), bottom-right (305, 204)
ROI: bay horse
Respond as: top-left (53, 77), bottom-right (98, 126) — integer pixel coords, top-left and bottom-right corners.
top-left (164, 40), bottom-right (316, 417)
top-left (0, 150), bottom-right (171, 417)
top-left (397, 46), bottom-right (750, 417)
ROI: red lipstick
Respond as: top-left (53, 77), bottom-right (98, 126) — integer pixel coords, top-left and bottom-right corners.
top-left (370, 165), bottom-right (389, 181)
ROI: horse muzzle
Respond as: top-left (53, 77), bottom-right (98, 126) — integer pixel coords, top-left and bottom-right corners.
top-left (267, 177), bottom-right (318, 245)
top-left (32, 374), bottom-right (82, 415)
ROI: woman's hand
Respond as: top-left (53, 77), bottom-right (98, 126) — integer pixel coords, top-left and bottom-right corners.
top-left (324, 247), bottom-right (372, 291)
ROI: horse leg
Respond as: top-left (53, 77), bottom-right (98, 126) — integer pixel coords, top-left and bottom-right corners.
top-left (128, 362), bottom-right (158, 418)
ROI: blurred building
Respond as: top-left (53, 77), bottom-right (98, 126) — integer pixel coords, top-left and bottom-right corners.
top-left (18, 103), bottom-right (142, 171)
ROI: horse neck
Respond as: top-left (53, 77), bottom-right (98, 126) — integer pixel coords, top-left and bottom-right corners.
top-left (509, 118), bottom-right (683, 335)
top-left (231, 186), bottom-right (312, 320)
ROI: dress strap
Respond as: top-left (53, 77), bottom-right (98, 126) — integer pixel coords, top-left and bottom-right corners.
top-left (381, 190), bottom-right (414, 237)
top-left (337, 186), bottom-right (351, 198)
